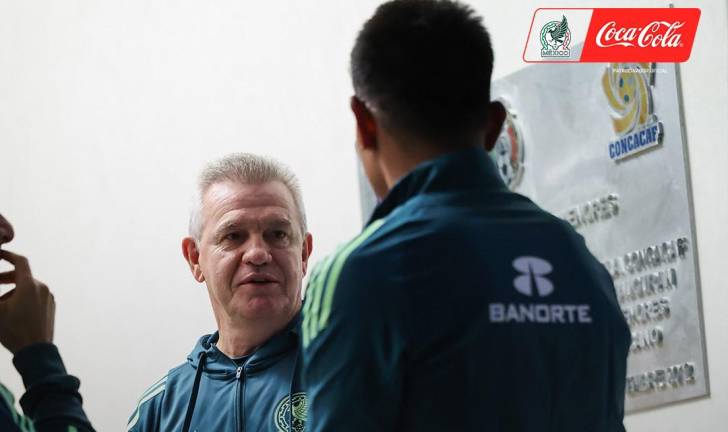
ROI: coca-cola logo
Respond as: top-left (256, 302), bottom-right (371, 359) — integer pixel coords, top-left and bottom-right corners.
top-left (523, 8), bottom-right (700, 63)
top-left (596, 21), bottom-right (685, 48)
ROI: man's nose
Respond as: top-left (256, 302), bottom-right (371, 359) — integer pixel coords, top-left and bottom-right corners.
top-left (242, 236), bottom-right (272, 266)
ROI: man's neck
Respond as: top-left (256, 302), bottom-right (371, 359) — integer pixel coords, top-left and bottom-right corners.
top-left (215, 315), bottom-right (292, 359)
top-left (380, 138), bottom-right (482, 191)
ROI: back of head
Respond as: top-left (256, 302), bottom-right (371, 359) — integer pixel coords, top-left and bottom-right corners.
top-left (351, 0), bottom-right (494, 147)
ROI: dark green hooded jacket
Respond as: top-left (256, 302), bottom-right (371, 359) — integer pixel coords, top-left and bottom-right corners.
top-left (302, 146), bottom-right (631, 432)
top-left (128, 317), bottom-right (305, 432)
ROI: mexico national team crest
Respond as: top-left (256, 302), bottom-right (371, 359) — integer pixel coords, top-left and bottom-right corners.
top-left (540, 15), bottom-right (571, 58)
top-left (602, 63), bottom-right (664, 161)
top-left (490, 103), bottom-right (525, 190)
top-left (275, 392), bottom-right (307, 432)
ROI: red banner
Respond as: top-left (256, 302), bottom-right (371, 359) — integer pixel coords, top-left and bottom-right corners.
top-left (580, 8), bottom-right (701, 62)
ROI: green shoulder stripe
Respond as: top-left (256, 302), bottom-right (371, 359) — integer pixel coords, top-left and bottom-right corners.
top-left (126, 375), bottom-right (168, 431)
top-left (302, 252), bottom-right (338, 348)
top-left (138, 374), bottom-right (167, 401)
top-left (302, 218), bottom-right (386, 348)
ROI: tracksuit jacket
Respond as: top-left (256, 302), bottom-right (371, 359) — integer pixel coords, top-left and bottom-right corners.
top-left (0, 343), bottom-right (95, 432)
top-left (301, 145), bottom-right (631, 432)
top-left (127, 316), bottom-right (304, 432)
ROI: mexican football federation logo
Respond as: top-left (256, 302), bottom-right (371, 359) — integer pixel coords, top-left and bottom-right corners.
top-left (540, 15), bottom-right (571, 58)
top-left (602, 63), bottom-right (664, 161)
top-left (275, 392), bottom-right (307, 432)
top-left (489, 102), bottom-right (524, 190)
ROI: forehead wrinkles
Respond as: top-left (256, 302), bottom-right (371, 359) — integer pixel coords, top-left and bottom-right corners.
top-left (216, 210), bottom-right (294, 234)
top-left (202, 181), bottom-right (297, 234)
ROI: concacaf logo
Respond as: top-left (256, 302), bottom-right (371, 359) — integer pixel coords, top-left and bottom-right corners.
top-left (490, 103), bottom-right (525, 191)
top-left (540, 15), bottom-right (571, 58)
top-left (274, 392), bottom-right (307, 432)
top-left (602, 63), bottom-right (664, 161)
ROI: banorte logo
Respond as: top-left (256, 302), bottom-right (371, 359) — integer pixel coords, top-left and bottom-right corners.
top-left (488, 256), bottom-right (593, 324)
top-left (513, 256), bottom-right (554, 298)
top-left (523, 8), bottom-right (700, 63)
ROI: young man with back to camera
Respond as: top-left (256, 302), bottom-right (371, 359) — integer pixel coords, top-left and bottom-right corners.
top-left (301, 1), bottom-right (631, 431)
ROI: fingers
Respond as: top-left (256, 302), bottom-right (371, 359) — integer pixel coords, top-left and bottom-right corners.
top-left (0, 271), bottom-right (16, 284)
top-left (0, 250), bottom-right (37, 305)
top-left (0, 278), bottom-right (51, 302)
top-left (48, 290), bottom-right (56, 342)
top-left (0, 214), bottom-right (13, 245)
top-left (0, 250), bottom-right (32, 285)
top-left (36, 280), bottom-right (50, 296)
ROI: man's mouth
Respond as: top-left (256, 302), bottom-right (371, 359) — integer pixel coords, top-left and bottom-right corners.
top-left (239, 273), bottom-right (280, 286)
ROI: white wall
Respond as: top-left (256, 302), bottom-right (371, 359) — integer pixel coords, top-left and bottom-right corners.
top-left (0, 1), bottom-right (725, 431)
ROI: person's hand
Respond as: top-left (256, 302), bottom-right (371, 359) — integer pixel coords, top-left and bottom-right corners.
top-left (0, 249), bottom-right (55, 354)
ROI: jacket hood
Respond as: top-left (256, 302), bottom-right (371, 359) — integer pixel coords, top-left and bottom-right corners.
top-left (187, 313), bottom-right (301, 376)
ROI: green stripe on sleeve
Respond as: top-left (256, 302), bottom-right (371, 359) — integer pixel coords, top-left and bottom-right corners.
top-left (303, 219), bottom-right (386, 347)
top-left (317, 219), bottom-right (386, 333)
top-left (302, 252), bottom-right (338, 347)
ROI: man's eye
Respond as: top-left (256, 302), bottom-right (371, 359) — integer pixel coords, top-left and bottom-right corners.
top-left (274, 230), bottom-right (288, 240)
top-left (223, 233), bottom-right (241, 241)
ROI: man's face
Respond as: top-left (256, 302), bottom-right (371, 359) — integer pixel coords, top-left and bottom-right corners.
top-left (193, 180), bottom-right (310, 324)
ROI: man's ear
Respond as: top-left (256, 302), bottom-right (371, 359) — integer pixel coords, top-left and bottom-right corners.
top-left (182, 237), bottom-right (205, 283)
top-left (483, 101), bottom-right (506, 152)
top-left (300, 233), bottom-right (313, 277)
top-left (351, 96), bottom-right (379, 151)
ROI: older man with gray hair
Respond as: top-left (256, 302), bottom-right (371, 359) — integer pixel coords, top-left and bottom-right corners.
top-left (127, 153), bottom-right (312, 432)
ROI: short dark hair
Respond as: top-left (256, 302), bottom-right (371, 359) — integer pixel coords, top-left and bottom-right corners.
top-left (351, 0), bottom-right (494, 143)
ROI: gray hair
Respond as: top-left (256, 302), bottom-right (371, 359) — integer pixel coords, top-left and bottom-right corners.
top-left (189, 153), bottom-right (307, 241)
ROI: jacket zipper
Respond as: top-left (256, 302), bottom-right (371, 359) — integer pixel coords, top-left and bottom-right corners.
top-left (236, 366), bottom-right (245, 432)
